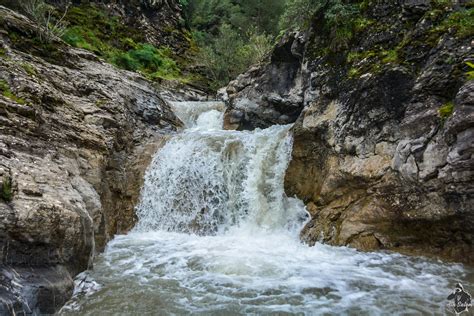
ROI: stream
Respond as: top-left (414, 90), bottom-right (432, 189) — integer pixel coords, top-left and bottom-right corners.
top-left (61, 101), bottom-right (473, 315)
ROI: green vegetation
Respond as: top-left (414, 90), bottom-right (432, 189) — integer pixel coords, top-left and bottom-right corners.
top-left (439, 101), bottom-right (455, 120)
top-left (19, 0), bottom-right (68, 43)
top-left (345, 48), bottom-right (400, 77)
top-left (112, 45), bottom-right (180, 80)
top-left (466, 61), bottom-right (474, 81)
top-left (60, 4), bottom-right (185, 81)
top-left (7, 0), bottom-right (472, 91)
top-left (183, 0), bottom-right (284, 88)
top-left (1, 176), bottom-right (13, 202)
top-left (443, 8), bottom-right (474, 37)
top-left (21, 62), bottom-right (37, 76)
top-left (348, 67), bottom-right (361, 78)
top-left (381, 50), bottom-right (398, 64)
top-left (194, 24), bottom-right (273, 89)
top-left (0, 80), bottom-right (26, 104)
top-left (429, 7), bottom-right (474, 39)
top-left (278, 0), bottom-right (320, 31)
top-left (184, 0), bottom-right (363, 88)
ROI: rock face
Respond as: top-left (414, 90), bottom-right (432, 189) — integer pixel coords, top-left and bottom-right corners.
top-left (0, 6), bottom-right (183, 314)
top-left (224, 2), bottom-right (474, 264)
top-left (224, 32), bottom-right (306, 130)
top-left (1, 0), bottom-right (189, 54)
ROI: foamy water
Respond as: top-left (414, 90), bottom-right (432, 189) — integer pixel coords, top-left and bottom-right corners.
top-left (61, 101), bottom-right (473, 315)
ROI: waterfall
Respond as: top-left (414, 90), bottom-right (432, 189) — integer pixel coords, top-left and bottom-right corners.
top-left (61, 101), bottom-right (471, 316)
top-left (134, 101), bottom-right (308, 235)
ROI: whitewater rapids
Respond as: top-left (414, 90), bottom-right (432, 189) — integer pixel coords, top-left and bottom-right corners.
top-left (61, 101), bottom-right (473, 315)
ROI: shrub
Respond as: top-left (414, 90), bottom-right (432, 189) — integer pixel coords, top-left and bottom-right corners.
top-left (246, 32), bottom-right (274, 64)
top-left (110, 45), bottom-right (180, 80)
top-left (20, 0), bottom-right (69, 43)
top-left (279, 0), bottom-right (320, 31)
top-left (112, 52), bottom-right (140, 71)
top-left (279, 0), bottom-right (359, 51)
top-left (61, 5), bottom-right (183, 81)
top-left (194, 23), bottom-right (272, 89)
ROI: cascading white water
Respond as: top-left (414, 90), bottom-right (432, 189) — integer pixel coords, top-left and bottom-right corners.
top-left (61, 101), bottom-right (473, 316)
top-left (134, 101), bottom-right (307, 235)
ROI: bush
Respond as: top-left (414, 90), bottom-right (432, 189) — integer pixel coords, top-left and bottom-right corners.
top-left (194, 24), bottom-right (272, 89)
top-left (279, 0), bottom-right (322, 31)
top-left (111, 44), bottom-right (180, 80)
top-left (279, 0), bottom-right (359, 50)
top-left (112, 52), bottom-right (140, 71)
top-left (61, 5), bottom-right (182, 81)
top-left (20, 0), bottom-right (69, 43)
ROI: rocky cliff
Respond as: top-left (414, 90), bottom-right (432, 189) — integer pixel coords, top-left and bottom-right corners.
top-left (224, 1), bottom-right (474, 264)
top-left (0, 3), bottom-right (197, 314)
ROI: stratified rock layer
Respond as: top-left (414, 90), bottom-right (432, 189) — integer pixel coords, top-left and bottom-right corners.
top-left (224, 2), bottom-right (473, 264)
top-left (0, 6), bottom-right (183, 314)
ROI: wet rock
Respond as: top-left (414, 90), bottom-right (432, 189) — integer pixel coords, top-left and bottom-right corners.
top-left (0, 6), bottom-right (187, 314)
top-left (224, 32), bottom-right (305, 130)
top-left (226, 3), bottom-right (474, 264)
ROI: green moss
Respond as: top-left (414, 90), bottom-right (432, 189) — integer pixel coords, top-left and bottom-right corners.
top-left (0, 80), bottom-right (26, 104)
top-left (439, 101), bottom-right (454, 120)
top-left (21, 63), bottom-right (37, 76)
top-left (354, 17), bottom-right (375, 33)
top-left (430, 8), bottom-right (474, 39)
top-left (347, 50), bottom-right (376, 63)
top-left (348, 67), bottom-right (361, 78)
top-left (61, 4), bottom-right (184, 82)
top-left (466, 61), bottom-right (474, 81)
top-left (381, 50), bottom-right (398, 64)
top-left (95, 99), bottom-right (107, 107)
top-left (1, 176), bottom-right (12, 202)
top-left (346, 48), bottom-right (399, 76)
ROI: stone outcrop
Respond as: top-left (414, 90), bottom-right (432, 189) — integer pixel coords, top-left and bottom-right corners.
top-left (224, 1), bottom-right (474, 264)
top-left (0, 6), bottom-right (185, 314)
top-left (1, 0), bottom-right (189, 54)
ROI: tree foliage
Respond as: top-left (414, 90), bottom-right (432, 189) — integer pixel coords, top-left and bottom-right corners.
top-left (185, 0), bottom-right (285, 89)
top-left (195, 24), bottom-right (273, 89)
top-left (186, 0), bottom-right (361, 89)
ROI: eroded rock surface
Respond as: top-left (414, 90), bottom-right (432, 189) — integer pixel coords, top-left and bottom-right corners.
top-left (224, 2), bottom-right (474, 264)
top-left (0, 6), bottom-right (183, 314)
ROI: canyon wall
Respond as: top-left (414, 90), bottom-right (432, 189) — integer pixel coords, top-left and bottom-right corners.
top-left (0, 2), bottom-right (194, 313)
top-left (224, 1), bottom-right (474, 264)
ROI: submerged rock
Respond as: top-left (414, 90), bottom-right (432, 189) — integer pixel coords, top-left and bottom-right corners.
top-left (224, 2), bottom-right (474, 264)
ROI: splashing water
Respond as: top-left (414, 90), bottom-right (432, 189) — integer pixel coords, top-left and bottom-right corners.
top-left (61, 102), bottom-right (473, 315)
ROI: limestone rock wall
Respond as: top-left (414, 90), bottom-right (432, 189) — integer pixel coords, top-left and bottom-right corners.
top-left (0, 6), bottom-right (182, 314)
top-left (223, 1), bottom-right (474, 264)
